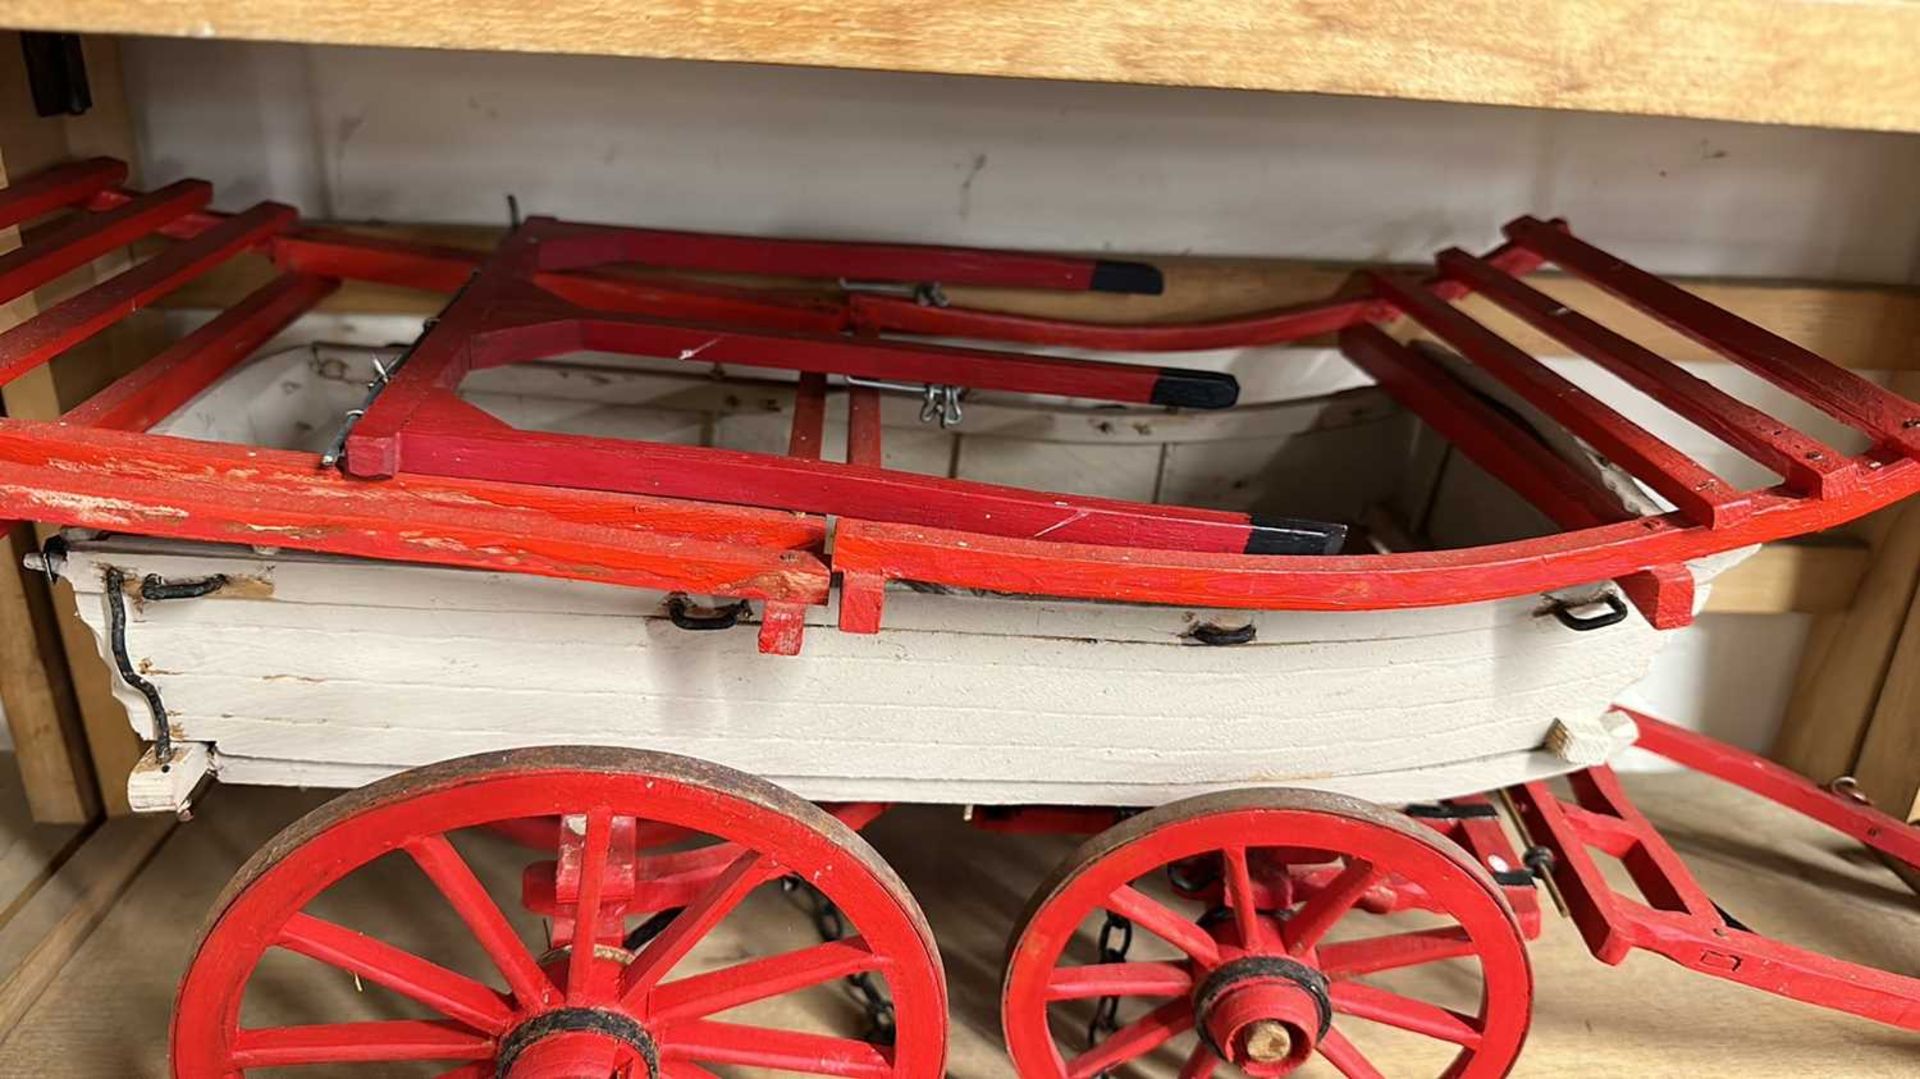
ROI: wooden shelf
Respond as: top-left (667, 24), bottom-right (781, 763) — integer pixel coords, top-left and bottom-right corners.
top-left (6, 1), bottom-right (1919, 132)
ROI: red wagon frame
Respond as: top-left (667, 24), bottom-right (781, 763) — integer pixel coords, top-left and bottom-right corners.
top-left (5, 158), bottom-right (1920, 654)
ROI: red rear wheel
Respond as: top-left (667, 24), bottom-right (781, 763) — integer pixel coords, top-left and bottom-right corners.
top-left (1002, 789), bottom-right (1531, 1078)
top-left (173, 747), bottom-right (947, 1077)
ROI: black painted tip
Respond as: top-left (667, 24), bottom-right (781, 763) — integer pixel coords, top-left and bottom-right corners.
top-left (1244, 516), bottom-right (1349, 556)
top-left (1150, 369), bottom-right (1239, 410)
top-left (1090, 259), bottom-right (1165, 295)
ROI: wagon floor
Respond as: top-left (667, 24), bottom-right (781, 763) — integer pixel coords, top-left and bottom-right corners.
top-left (0, 770), bottom-right (1912, 1076)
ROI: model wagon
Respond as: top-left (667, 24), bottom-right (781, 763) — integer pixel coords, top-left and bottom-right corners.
top-left (0, 158), bottom-right (1914, 1077)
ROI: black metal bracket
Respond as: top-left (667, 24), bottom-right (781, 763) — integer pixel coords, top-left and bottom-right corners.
top-left (103, 570), bottom-right (231, 769)
top-left (665, 594), bottom-right (749, 631)
top-left (1549, 591), bottom-right (1630, 631)
top-left (104, 567), bottom-right (172, 767)
top-left (1187, 621), bottom-right (1258, 646)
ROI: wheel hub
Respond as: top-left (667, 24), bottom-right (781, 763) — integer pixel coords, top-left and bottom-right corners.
top-left (496, 1008), bottom-right (659, 1079)
top-left (1192, 957), bottom-right (1330, 1076)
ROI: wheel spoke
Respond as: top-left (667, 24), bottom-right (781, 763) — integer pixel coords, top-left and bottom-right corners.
top-left (1284, 858), bottom-right (1378, 953)
top-left (276, 913), bottom-right (513, 1034)
top-left (231, 1020), bottom-right (493, 1067)
top-left (660, 1019), bottom-right (893, 1077)
top-left (1221, 846), bottom-right (1263, 949)
top-left (1177, 1042), bottom-right (1222, 1079)
top-left (1104, 885), bottom-right (1221, 967)
top-left (1318, 1027), bottom-right (1387, 1079)
top-left (1329, 980), bottom-right (1484, 1047)
top-left (568, 808), bottom-right (616, 1004)
top-left (650, 936), bottom-right (883, 1022)
top-left (1065, 997), bottom-right (1192, 1079)
top-left (406, 833), bottom-right (555, 1010)
top-left (1045, 961), bottom-right (1192, 1001)
top-left (1319, 925), bottom-right (1477, 977)
top-left (621, 850), bottom-right (776, 1005)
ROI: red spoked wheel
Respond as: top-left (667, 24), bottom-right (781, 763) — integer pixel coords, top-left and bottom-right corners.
top-left (173, 748), bottom-right (947, 1077)
top-left (1002, 789), bottom-right (1530, 1078)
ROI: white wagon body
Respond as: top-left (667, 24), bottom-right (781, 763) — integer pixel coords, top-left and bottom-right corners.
top-left (57, 345), bottom-right (1746, 808)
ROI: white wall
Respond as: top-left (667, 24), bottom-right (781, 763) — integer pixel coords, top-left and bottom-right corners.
top-left (123, 41), bottom-right (1920, 283)
top-left (112, 38), bottom-right (1920, 759)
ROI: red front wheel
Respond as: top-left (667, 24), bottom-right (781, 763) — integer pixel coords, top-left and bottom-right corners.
top-left (173, 747), bottom-right (948, 1077)
top-left (1002, 789), bottom-right (1532, 1077)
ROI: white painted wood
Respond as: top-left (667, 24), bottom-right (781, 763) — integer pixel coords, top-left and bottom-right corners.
top-left (125, 743), bottom-right (210, 816)
top-left (61, 538), bottom-right (1667, 806)
top-left (47, 344), bottom-right (1738, 806)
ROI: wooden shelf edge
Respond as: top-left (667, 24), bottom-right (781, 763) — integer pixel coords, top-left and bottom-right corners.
top-left (3, 2), bottom-right (1919, 132)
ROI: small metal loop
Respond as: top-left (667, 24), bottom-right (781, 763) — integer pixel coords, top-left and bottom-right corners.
top-left (139, 573), bottom-right (229, 602)
top-left (1549, 592), bottom-right (1630, 631)
top-left (33, 533), bottom-right (68, 586)
top-left (664, 594), bottom-right (749, 631)
top-left (1827, 775), bottom-right (1874, 806)
top-left (1187, 621), bottom-right (1257, 646)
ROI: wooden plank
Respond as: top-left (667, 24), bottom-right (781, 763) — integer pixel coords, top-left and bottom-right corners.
top-left (164, 225), bottom-right (1920, 373)
top-left (1852, 582), bottom-right (1920, 821)
top-left (1702, 541), bottom-right (1869, 616)
top-left (1771, 372), bottom-right (1920, 784)
top-left (0, 529), bottom-right (94, 823)
top-left (0, 814), bottom-right (172, 1038)
top-left (2, 2), bottom-right (1918, 131)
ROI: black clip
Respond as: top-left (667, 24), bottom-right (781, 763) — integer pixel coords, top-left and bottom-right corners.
top-left (665, 594), bottom-right (749, 631)
top-left (1186, 621), bottom-right (1257, 646)
top-left (1549, 592), bottom-right (1630, 631)
top-left (140, 574), bottom-right (229, 602)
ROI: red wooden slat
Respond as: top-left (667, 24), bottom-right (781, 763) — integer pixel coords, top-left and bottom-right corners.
top-left (0, 179), bottom-right (212, 305)
top-left (62, 273), bottom-right (337, 433)
top-left (1369, 270), bottom-right (1750, 528)
top-left (0, 157), bottom-right (127, 229)
top-left (0, 201), bottom-right (296, 388)
top-left (1437, 248), bottom-right (1854, 498)
top-left (1504, 215), bottom-right (1920, 459)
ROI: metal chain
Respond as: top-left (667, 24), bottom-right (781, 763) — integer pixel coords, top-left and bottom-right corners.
top-left (783, 877), bottom-right (897, 1045)
top-left (1084, 911), bottom-right (1134, 1073)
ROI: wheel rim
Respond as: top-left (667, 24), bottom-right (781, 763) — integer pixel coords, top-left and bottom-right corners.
top-left (1002, 789), bottom-right (1531, 1078)
top-left (173, 747), bottom-right (947, 1077)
